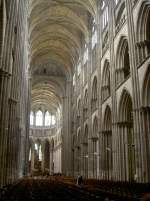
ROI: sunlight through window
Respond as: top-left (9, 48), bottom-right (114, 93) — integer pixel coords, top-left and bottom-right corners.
top-left (45, 111), bottom-right (51, 126)
top-left (30, 111), bottom-right (34, 126)
top-left (36, 110), bottom-right (43, 126)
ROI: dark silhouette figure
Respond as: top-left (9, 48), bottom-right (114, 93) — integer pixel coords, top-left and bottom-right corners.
top-left (77, 175), bottom-right (83, 186)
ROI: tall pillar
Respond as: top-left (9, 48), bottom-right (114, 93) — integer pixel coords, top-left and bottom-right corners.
top-left (31, 144), bottom-right (35, 175)
top-left (41, 141), bottom-right (45, 173)
top-left (50, 148), bottom-right (54, 175)
top-left (62, 80), bottom-right (72, 176)
top-left (107, 0), bottom-right (119, 181)
top-left (0, 0), bottom-right (17, 186)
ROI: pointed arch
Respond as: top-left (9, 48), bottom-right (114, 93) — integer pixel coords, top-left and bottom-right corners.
top-left (141, 65), bottom-right (150, 180)
top-left (136, 1), bottom-right (150, 62)
top-left (102, 105), bottom-right (113, 179)
top-left (91, 76), bottom-right (98, 112)
top-left (118, 89), bottom-right (135, 181)
top-left (137, 1), bottom-right (150, 43)
top-left (102, 60), bottom-right (110, 101)
top-left (118, 89), bottom-right (133, 123)
top-left (103, 105), bottom-right (112, 131)
top-left (142, 65), bottom-right (150, 107)
top-left (35, 110), bottom-right (43, 126)
top-left (30, 111), bottom-right (34, 126)
top-left (45, 111), bottom-right (51, 126)
top-left (116, 36), bottom-right (130, 86)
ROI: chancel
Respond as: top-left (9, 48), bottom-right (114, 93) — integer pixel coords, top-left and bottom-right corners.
top-left (0, 0), bottom-right (150, 200)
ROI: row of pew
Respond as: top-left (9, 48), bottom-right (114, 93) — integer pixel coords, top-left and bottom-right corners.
top-left (0, 176), bottom-right (150, 200)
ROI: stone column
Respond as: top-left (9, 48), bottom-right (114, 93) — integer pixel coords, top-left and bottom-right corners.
top-left (0, 0), bottom-right (18, 187)
top-left (50, 147), bottom-right (54, 175)
top-left (31, 144), bottom-right (35, 175)
top-left (41, 141), bottom-right (45, 173)
top-left (62, 80), bottom-right (72, 176)
top-left (107, 0), bottom-right (119, 181)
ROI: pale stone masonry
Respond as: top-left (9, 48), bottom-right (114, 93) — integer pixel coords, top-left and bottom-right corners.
top-left (0, 0), bottom-right (150, 188)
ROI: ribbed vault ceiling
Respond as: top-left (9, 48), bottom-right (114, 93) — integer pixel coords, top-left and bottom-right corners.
top-left (29, 0), bottom-right (97, 112)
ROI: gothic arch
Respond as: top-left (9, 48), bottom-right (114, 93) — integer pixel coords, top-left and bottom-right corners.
top-left (142, 64), bottom-right (150, 107)
top-left (141, 65), bottom-right (150, 180)
top-left (136, 1), bottom-right (150, 42)
top-left (118, 89), bottom-right (133, 123)
top-left (102, 60), bottom-right (110, 102)
top-left (136, 1), bottom-right (150, 62)
top-left (35, 110), bottom-right (43, 126)
top-left (103, 105), bottom-right (112, 131)
top-left (30, 111), bottom-right (34, 126)
top-left (116, 36), bottom-right (130, 86)
top-left (91, 76), bottom-right (98, 112)
top-left (102, 105), bottom-right (113, 179)
top-left (118, 89), bottom-right (135, 181)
